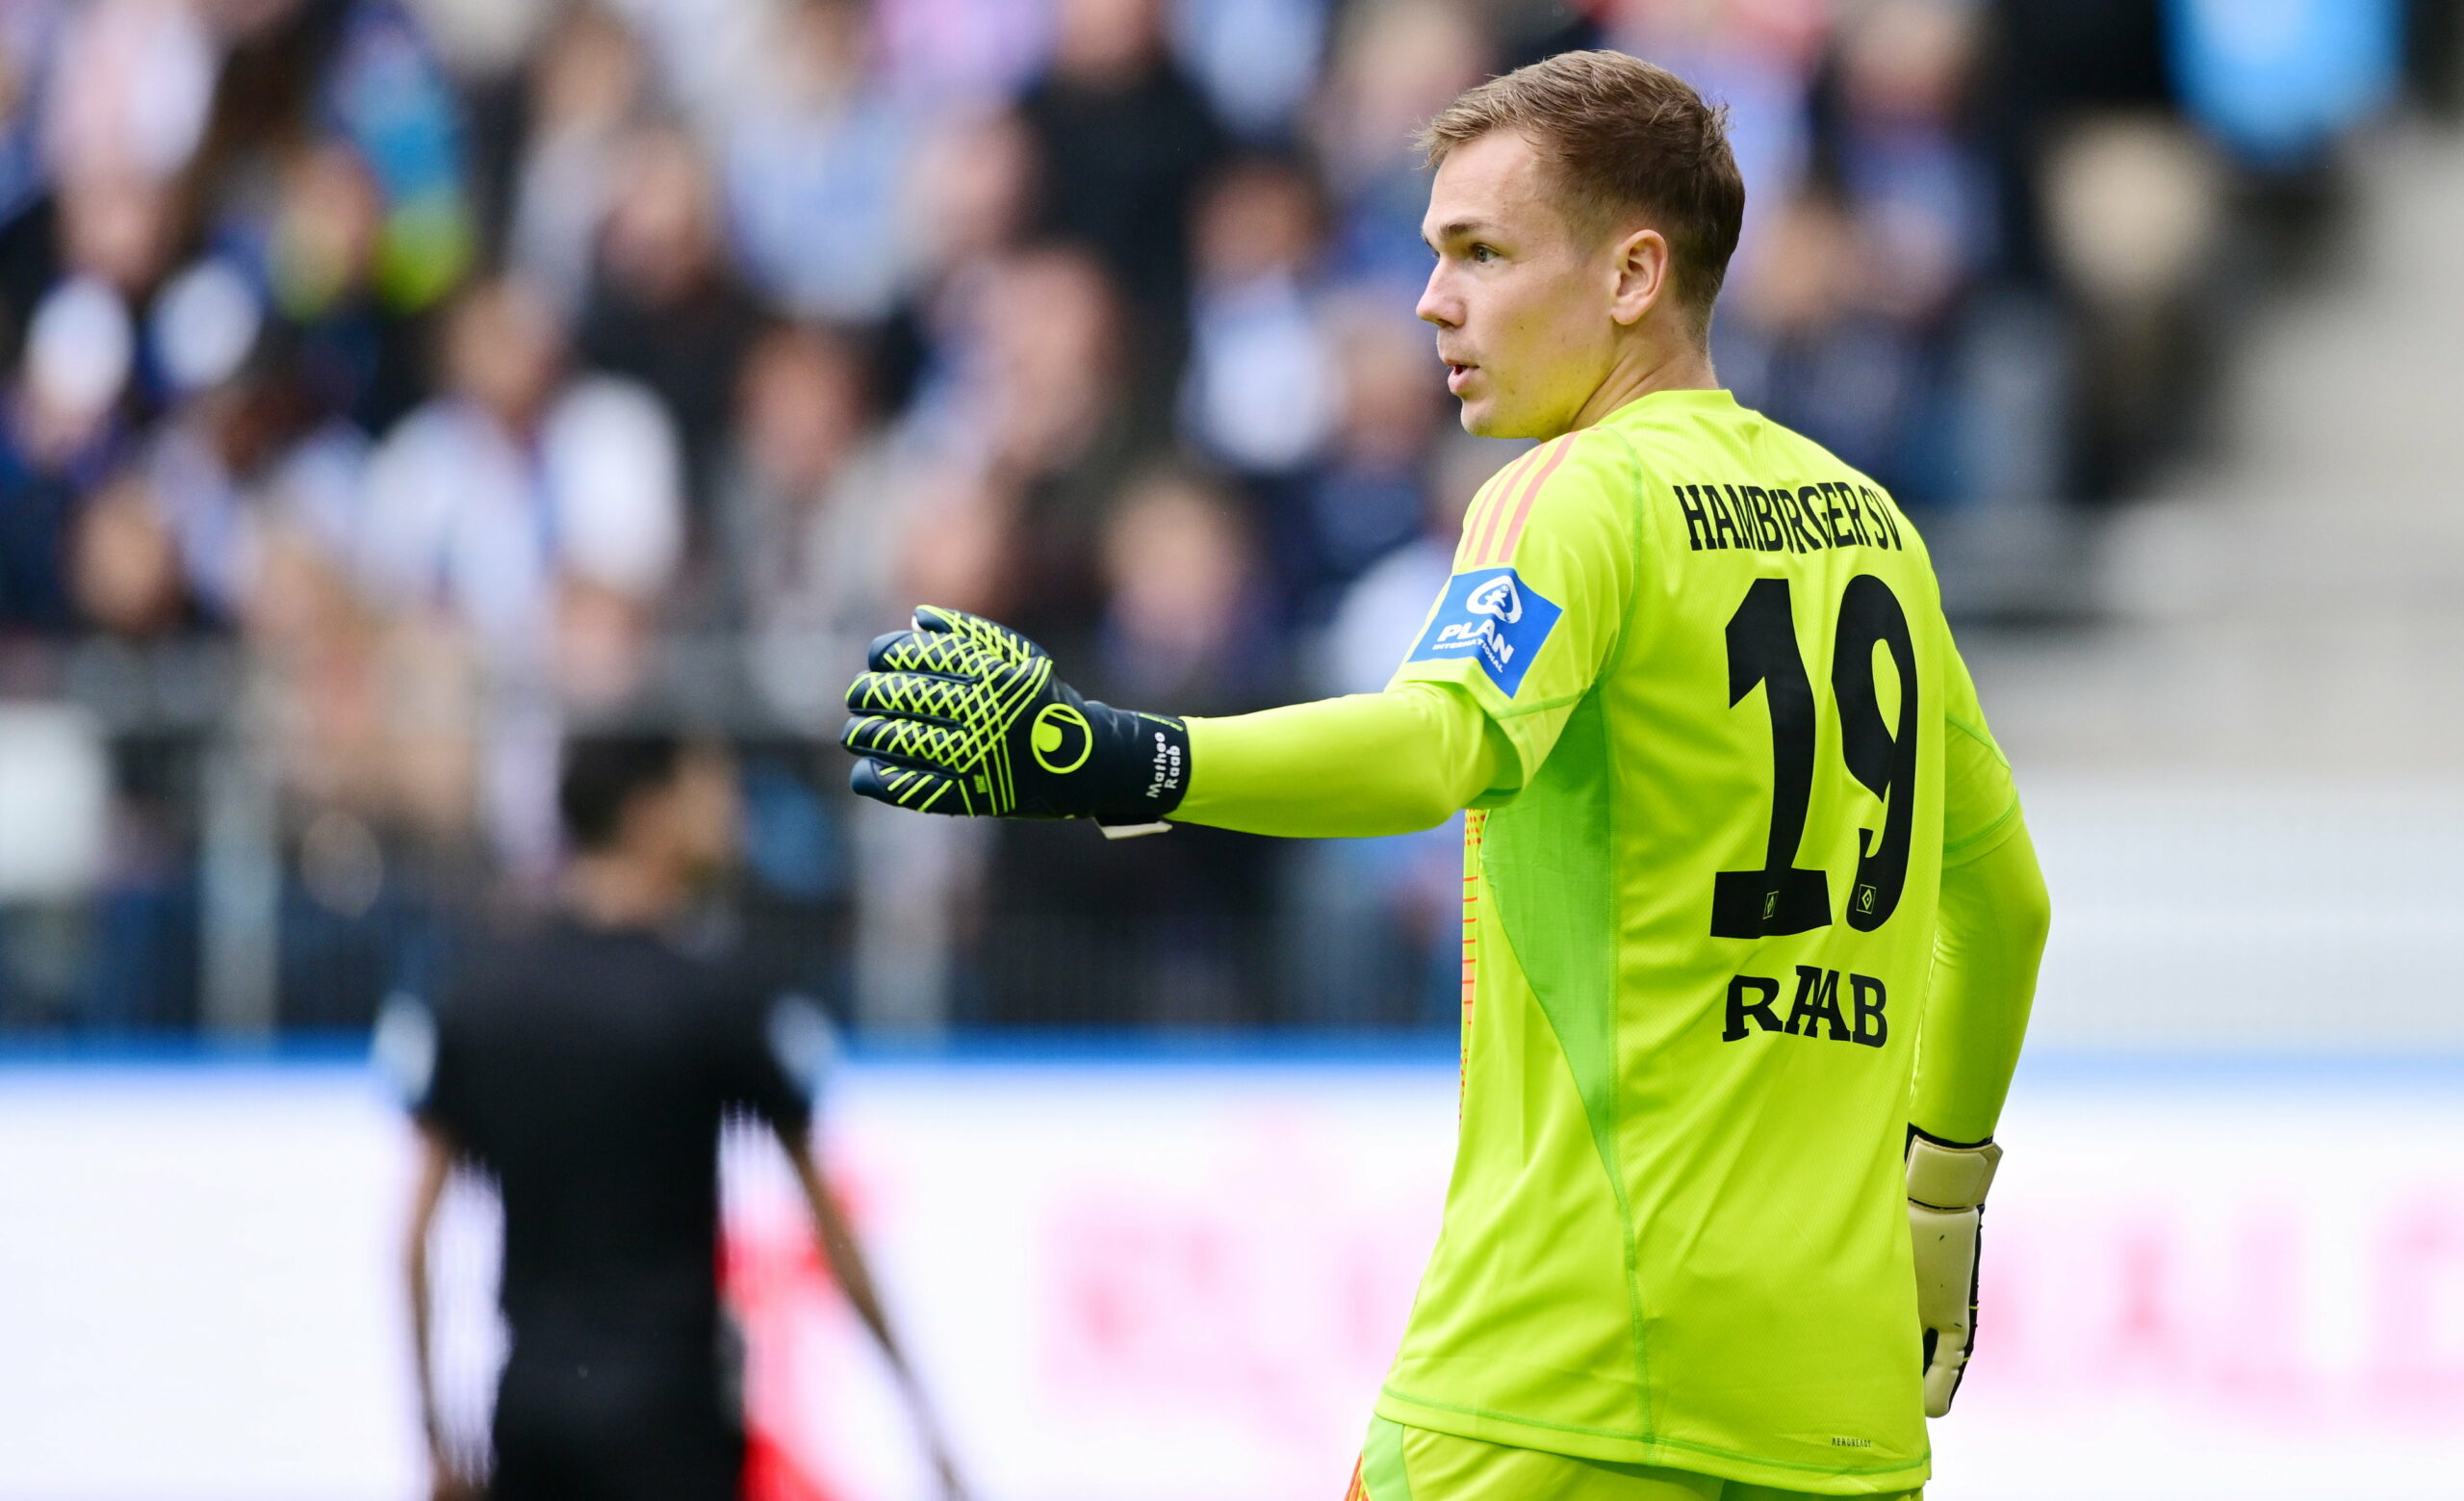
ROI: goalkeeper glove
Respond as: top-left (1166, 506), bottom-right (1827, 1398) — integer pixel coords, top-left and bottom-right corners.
top-left (1907, 1126), bottom-right (2002, 1417)
top-left (841, 606), bottom-right (1190, 827)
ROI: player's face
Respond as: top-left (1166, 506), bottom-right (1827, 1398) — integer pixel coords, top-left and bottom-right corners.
top-left (1417, 130), bottom-right (1625, 439)
top-left (671, 747), bottom-right (741, 883)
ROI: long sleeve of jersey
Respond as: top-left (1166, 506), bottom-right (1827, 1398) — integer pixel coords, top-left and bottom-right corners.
top-left (1913, 817), bottom-right (2049, 1144)
top-left (1911, 651), bottom-right (2051, 1146)
top-left (1173, 682), bottom-right (1506, 839)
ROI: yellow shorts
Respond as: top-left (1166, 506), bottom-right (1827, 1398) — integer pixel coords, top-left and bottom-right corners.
top-left (1346, 1417), bottom-right (1923, 1501)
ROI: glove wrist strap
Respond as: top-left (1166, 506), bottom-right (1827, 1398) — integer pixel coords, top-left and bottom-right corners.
top-left (1907, 1132), bottom-right (2001, 1211)
top-left (1081, 705), bottom-right (1191, 822)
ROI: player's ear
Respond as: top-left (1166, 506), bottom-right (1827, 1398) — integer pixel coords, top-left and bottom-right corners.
top-left (1609, 226), bottom-right (1671, 328)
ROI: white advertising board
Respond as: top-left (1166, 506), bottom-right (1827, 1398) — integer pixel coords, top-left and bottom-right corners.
top-left (0, 1058), bottom-right (2458, 1500)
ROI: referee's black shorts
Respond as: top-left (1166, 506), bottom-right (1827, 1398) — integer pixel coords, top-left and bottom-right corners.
top-left (489, 1355), bottom-right (743, 1501)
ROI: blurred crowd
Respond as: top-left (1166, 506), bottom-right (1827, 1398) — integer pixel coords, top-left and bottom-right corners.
top-left (0, 0), bottom-right (2436, 1034)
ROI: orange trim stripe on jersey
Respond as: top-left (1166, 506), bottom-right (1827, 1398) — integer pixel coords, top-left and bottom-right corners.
top-left (1478, 435), bottom-right (1572, 565)
top-left (1463, 444), bottom-right (1545, 565)
top-left (1457, 446), bottom-right (1544, 567)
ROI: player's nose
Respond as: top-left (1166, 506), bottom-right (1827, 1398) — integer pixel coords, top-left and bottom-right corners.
top-left (1416, 266), bottom-right (1459, 328)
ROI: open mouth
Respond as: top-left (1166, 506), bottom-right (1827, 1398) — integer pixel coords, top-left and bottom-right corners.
top-left (1445, 360), bottom-right (1476, 393)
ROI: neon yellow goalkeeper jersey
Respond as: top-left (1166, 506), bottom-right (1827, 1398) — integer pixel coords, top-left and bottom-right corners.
top-left (1376, 388), bottom-right (2022, 1494)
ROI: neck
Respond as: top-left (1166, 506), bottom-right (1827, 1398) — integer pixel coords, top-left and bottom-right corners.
top-left (563, 850), bottom-right (687, 931)
top-left (1564, 335), bottom-right (1717, 433)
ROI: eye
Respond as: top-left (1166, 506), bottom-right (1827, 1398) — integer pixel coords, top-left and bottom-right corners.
top-left (1470, 244), bottom-right (1498, 264)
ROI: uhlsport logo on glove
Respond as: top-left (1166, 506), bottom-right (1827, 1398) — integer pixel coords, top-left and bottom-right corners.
top-left (1408, 566), bottom-right (1562, 696)
top-left (1031, 703), bottom-right (1093, 773)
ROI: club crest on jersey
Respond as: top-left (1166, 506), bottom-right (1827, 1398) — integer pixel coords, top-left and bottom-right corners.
top-left (1408, 566), bottom-right (1562, 696)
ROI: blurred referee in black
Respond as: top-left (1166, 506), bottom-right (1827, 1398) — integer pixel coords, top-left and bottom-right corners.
top-left (379, 730), bottom-right (963, 1501)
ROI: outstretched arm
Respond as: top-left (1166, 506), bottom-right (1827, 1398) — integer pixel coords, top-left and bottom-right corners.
top-left (840, 608), bottom-right (1509, 838)
top-left (1172, 683), bottom-right (1505, 838)
top-left (846, 438), bottom-right (1630, 835)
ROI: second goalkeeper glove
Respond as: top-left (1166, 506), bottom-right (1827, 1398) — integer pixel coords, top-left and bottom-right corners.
top-left (1907, 1126), bottom-right (2002, 1417)
top-left (841, 606), bottom-right (1190, 826)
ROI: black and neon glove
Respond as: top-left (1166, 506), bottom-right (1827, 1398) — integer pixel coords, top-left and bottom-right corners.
top-left (841, 606), bottom-right (1190, 825)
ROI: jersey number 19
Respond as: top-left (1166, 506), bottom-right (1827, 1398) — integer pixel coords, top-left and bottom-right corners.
top-left (1711, 576), bottom-right (1919, 941)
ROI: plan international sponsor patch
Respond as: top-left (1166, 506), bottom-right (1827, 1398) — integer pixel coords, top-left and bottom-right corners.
top-left (1407, 567), bottom-right (1562, 697)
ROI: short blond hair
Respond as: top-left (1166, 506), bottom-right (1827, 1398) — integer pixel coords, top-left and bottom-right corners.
top-left (1418, 50), bottom-right (1746, 323)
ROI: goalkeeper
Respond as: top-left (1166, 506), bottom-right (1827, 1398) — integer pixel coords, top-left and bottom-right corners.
top-left (844, 51), bottom-right (2048, 1501)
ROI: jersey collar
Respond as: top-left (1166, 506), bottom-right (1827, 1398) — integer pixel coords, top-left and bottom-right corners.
top-left (1597, 386), bottom-right (1741, 427)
